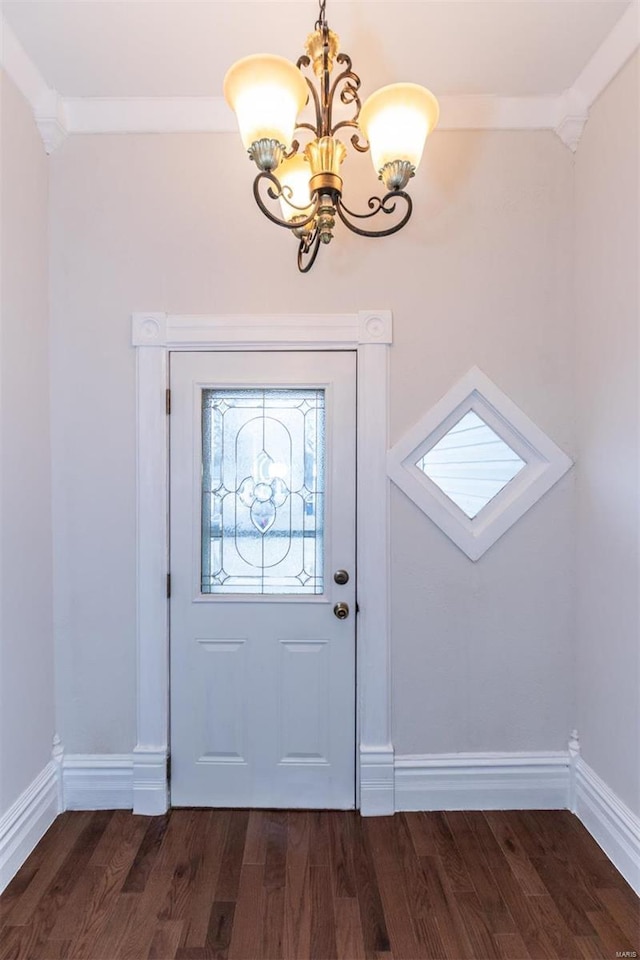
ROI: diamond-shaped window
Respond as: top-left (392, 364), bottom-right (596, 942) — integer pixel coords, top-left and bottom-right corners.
top-left (387, 368), bottom-right (573, 560)
top-left (416, 411), bottom-right (526, 519)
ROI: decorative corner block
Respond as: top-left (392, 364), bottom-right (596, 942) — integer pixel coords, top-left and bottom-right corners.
top-left (358, 311), bottom-right (393, 344)
top-left (387, 367), bottom-right (573, 561)
top-left (131, 313), bottom-right (168, 347)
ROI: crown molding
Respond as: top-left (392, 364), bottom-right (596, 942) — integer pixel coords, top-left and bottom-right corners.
top-left (0, 15), bottom-right (69, 154)
top-left (572, 1), bottom-right (640, 110)
top-left (64, 95), bottom-right (236, 134)
top-left (2, 4), bottom-right (638, 154)
top-left (553, 1), bottom-right (639, 152)
top-left (64, 93), bottom-right (562, 135)
top-left (0, 14), bottom-right (48, 111)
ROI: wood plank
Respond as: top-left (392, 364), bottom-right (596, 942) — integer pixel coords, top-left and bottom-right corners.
top-left (205, 901), bottom-right (236, 959)
top-left (0, 814), bottom-right (71, 921)
top-left (51, 812), bottom-right (148, 945)
top-left (394, 816), bottom-right (446, 959)
top-left (328, 811), bottom-right (356, 899)
top-left (2, 811), bottom-right (95, 926)
top-left (158, 809), bottom-right (208, 924)
top-left (484, 811), bottom-right (548, 896)
top-left (531, 856), bottom-right (599, 935)
top-left (308, 812), bottom-right (331, 867)
top-left (262, 885), bottom-right (285, 959)
top-left (81, 892), bottom-right (140, 960)
top-left (445, 812), bottom-right (516, 934)
top-left (595, 886), bottom-right (640, 943)
top-left (465, 812), bottom-right (507, 868)
top-left (228, 864), bottom-right (264, 960)
top-left (526, 893), bottom-right (581, 959)
top-left (182, 810), bottom-right (231, 948)
top-left (585, 909), bottom-right (637, 957)
top-left (351, 815), bottom-right (390, 959)
top-left (148, 920), bottom-right (184, 959)
top-left (494, 932), bottom-right (532, 959)
top-left (490, 865), bottom-right (565, 960)
top-left (334, 898), bottom-right (365, 960)
top-left (574, 936), bottom-right (607, 959)
top-left (372, 851), bottom-right (423, 960)
top-left (429, 812), bottom-right (475, 894)
top-left (243, 812), bottom-right (268, 865)
top-left (121, 814), bottom-right (171, 891)
top-left (419, 856), bottom-right (475, 960)
top-left (511, 811), bottom-right (553, 860)
top-left (118, 814), bottom-right (203, 960)
top-left (4, 810), bottom-right (113, 959)
top-left (404, 812), bottom-right (437, 857)
top-left (215, 812), bottom-right (249, 902)
top-left (309, 863), bottom-right (337, 960)
top-left (455, 890), bottom-right (502, 960)
top-left (284, 811), bottom-right (311, 960)
top-left (264, 811), bottom-right (288, 892)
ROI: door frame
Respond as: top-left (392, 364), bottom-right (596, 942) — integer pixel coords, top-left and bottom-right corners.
top-left (130, 310), bottom-right (394, 816)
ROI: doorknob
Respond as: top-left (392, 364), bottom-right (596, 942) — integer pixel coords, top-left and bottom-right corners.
top-left (333, 602), bottom-right (350, 620)
top-left (334, 569), bottom-right (349, 585)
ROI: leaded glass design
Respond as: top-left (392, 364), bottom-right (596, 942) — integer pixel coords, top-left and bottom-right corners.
top-left (416, 410), bottom-right (525, 519)
top-left (201, 389), bottom-right (325, 594)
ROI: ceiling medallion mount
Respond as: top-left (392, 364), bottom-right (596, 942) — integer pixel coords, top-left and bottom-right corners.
top-left (224, 0), bottom-right (439, 272)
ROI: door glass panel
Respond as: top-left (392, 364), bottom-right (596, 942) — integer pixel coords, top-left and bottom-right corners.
top-left (201, 388), bottom-right (325, 594)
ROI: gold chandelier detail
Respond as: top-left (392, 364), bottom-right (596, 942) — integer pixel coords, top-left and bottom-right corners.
top-left (224, 0), bottom-right (439, 272)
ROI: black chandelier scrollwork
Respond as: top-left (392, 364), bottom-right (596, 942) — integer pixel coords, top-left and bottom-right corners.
top-left (245, 2), bottom-right (416, 272)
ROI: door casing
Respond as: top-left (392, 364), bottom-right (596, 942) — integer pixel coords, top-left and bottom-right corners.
top-left (131, 310), bottom-right (393, 816)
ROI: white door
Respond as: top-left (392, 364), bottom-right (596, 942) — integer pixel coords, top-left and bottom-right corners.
top-left (170, 351), bottom-right (356, 808)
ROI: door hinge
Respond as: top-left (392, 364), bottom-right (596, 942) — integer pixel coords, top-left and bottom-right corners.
top-left (166, 573), bottom-right (171, 598)
top-left (166, 388), bottom-right (171, 415)
top-left (167, 754), bottom-right (171, 783)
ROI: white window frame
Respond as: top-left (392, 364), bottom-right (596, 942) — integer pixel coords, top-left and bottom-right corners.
top-left (131, 311), bottom-right (394, 816)
top-left (387, 366), bottom-right (573, 561)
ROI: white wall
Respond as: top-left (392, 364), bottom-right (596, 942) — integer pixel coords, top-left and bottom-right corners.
top-left (574, 53), bottom-right (639, 815)
top-left (0, 70), bottom-right (55, 813)
top-left (49, 128), bottom-right (575, 757)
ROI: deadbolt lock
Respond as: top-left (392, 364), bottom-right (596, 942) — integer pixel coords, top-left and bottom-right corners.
top-left (334, 569), bottom-right (349, 585)
top-left (333, 602), bottom-right (350, 620)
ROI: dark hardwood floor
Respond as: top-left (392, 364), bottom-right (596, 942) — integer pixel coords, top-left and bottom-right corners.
top-left (0, 809), bottom-right (638, 959)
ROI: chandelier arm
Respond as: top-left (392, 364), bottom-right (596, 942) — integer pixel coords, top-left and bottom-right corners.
top-left (253, 172), bottom-right (320, 231)
top-left (297, 228), bottom-right (322, 273)
top-left (304, 73), bottom-right (324, 135)
top-left (295, 122), bottom-right (320, 136)
top-left (283, 140), bottom-right (301, 160)
top-left (336, 191), bottom-right (413, 238)
top-left (327, 66), bottom-right (361, 134)
top-left (329, 119), bottom-right (370, 154)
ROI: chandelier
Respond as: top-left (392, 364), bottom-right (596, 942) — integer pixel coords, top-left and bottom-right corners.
top-left (224, 0), bottom-right (439, 272)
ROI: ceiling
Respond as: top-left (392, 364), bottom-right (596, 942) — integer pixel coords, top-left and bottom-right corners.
top-left (1, 0), bottom-right (632, 101)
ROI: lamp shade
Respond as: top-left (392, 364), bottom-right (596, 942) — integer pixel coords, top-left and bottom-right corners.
top-left (224, 54), bottom-right (309, 151)
top-left (277, 154), bottom-right (314, 222)
top-left (359, 83), bottom-right (439, 174)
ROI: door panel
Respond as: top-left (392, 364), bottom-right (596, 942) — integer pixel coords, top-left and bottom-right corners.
top-left (170, 351), bottom-right (356, 808)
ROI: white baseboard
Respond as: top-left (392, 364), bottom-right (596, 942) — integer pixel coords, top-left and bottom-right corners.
top-left (62, 751), bottom-right (169, 814)
top-left (63, 754), bottom-right (133, 810)
top-left (574, 757), bottom-right (640, 895)
top-left (395, 752), bottom-right (570, 811)
top-left (360, 746), bottom-right (395, 816)
top-left (0, 761), bottom-right (60, 894)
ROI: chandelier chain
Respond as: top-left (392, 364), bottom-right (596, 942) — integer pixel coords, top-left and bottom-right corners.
top-left (315, 0), bottom-right (327, 30)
